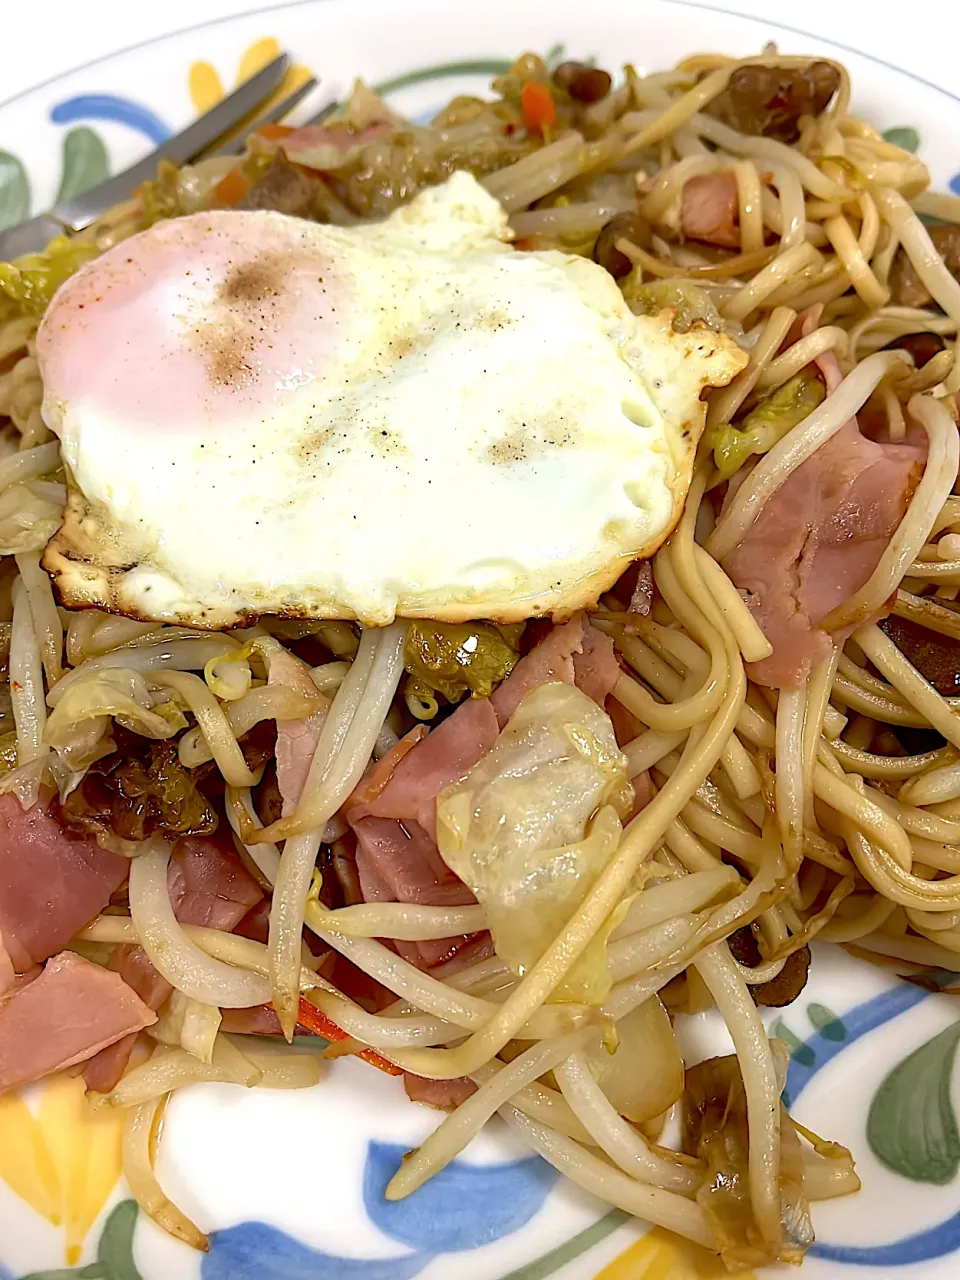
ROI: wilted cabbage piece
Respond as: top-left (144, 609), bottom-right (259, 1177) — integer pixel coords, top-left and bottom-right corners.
top-left (621, 276), bottom-right (721, 333)
top-left (584, 995), bottom-right (684, 1122)
top-left (436, 681), bottom-right (632, 1002)
top-left (405, 620), bottom-right (519, 710)
top-left (0, 236), bottom-right (98, 318)
top-left (683, 1052), bottom-right (813, 1268)
top-left (707, 372), bottom-right (826, 482)
top-left (57, 736), bottom-right (218, 844)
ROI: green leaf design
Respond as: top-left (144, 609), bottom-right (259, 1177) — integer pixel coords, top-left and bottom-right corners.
top-left (56, 127), bottom-right (109, 205)
top-left (373, 59), bottom-right (512, 98)
top-left (19, 1268), bottom-right (102, 1280)
top-left (771, 1017), bottom-right (815, 1067)
top-left (500, 1209), bottom-right (629, 1280)
top-left (0, 150), bottom-right (30, 232)
top-left (867, 1020), bottom-right (960, 1184)
top-left (96, 1199), bottom-right (142, 1280)
top-left (807, 1002), bottom-right (846, 1041)
top-left (883, 126), bottom-right (920, 153)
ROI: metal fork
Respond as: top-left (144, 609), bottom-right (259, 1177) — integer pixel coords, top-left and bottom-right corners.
top-left (0, 53), bottom-right (320, 260)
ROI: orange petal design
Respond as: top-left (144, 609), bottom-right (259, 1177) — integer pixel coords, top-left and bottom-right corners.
top-left (190, 61), bottom-right (225, 114)
top-left (237, 37), bottom-right (282, 83)
top-left (37, 1076), bottom-right (123, 1264)
top-left (593, 1227), bottom-right (755, 1280)
top-left (0, 1091), bottom-right (60, 1225)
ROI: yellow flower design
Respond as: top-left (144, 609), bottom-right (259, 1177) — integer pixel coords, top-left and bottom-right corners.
top-left (0, 1076), bottom-right (123, 1264)
top-left (594, 1227), bottom-right (757, 1280)
top-left (189, 36), bottom-right (313, 121)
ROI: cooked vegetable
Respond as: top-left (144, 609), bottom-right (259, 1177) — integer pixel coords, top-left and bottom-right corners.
top-left (593, 212), bottom-right (653, 278)
top-left (890, 223), bottom-right (960, 308)
top-left (683, 1053), bottom-right (814, 1267)
top-left (404, 620), bottom-right (518, 708)
top-left (704, 61), bottom-right (841, 143)
top-left (728, 926), bottom-right (812, 1007)
top-left (235, 153), bottom-right (326, 218)
top-left (437, 682), bottom-right (632, 1002)
top-left (553, 61), bottom-right (612, 104)
top-left (622, 276), bottom-right (722, 332)
top-left (521, 80), bottom-right (557, 134)
top-left (0, 236), bottom-right (98, 318)
top-left (584, 996), bottom-right (684, 1122)
top-left (883, 330), bottom-right (946, 368)
top-left (58, 734), bottom-right (219, 843)
top-left (707, 373), bottom-right (826, 481)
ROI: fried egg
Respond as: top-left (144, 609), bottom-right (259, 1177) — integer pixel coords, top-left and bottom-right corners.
top-left (38, 173), bottom-right (746, 628)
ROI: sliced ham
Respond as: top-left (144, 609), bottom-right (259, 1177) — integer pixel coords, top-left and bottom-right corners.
top-left (345, 726), bottom-right (428, 816)
top-left (220, 1005), bottom-right (284, 1036)
top-left (168, 831), bottom-right (263, 931)
top-left (280, 120), bottom-right (393, 170)
top-left (722, 421), bottom-right (925, 686)
top-left (572, 625), bottom-right (622, 706)
top-left (269, 649), bottom-right (330, 816)
top-left (0, 791), bottom-right (128, 973)
top-left (358, 699), bottom-right (499, 839)
top-left (404, 1072), bottom-right (477, 1109)
top-left (353, 816), bottom-right (477, 968)
top-left (491, 615), bottom-right (619, 727)
top-left (84, 944), bottom-right (172, 1093)
top-left (0, 951), bottom-right (156, 1094)
top-left (0, 934), bottom-right (13, 1000)
top-left (681, 172), bottom-right (741, 248)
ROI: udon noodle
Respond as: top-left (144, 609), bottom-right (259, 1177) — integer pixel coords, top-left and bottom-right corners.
top-left (3, 44), bottom-right (960, 1267)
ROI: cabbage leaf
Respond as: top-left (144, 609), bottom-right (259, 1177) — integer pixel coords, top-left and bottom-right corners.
top-left (436, 681), bottom-right (632, 1002)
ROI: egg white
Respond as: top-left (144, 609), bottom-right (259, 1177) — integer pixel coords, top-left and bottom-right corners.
top-left (39, 172), bottom-right (745, 627)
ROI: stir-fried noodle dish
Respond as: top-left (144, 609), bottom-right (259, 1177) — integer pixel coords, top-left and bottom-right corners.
top-left (4, 45), bottom-right (960, 1266)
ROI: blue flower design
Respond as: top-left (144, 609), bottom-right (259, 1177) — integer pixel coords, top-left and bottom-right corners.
top-left (202, 1139), bottom-right (558, 1279)
top-left (50, 96), bottom-right (171, 144)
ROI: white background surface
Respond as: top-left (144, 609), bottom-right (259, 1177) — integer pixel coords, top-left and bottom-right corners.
top-left (2, 0), bottom-right (956, 105)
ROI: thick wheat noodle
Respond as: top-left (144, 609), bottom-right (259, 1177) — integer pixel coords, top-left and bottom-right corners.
top-left (822, 213), bottom-right (887, 308)
top-left (733, 160), bottom-right (764, 254)
top-left (776, 685), bottom-right (805, 864)
top-left (386, 1029), bottom-right (591, 1198)
top-left (15, 550), bottom-right (61, 687)
top-left (813, 759), bottom-right (913, 870)
top-left (614, 667), bottom-right (723, 731)
top-left (754, 326), bottom-right (849, 390)
top-left (554, 1052), bottom-right (700, 1192)
top-left (181, 684), bottom-right (322, 768)
top-left (819, 398), bottom-right (959, 631)
top-left (707, 307), bottom-right (796, 429)
top-left (801, 649), bottom-right (840, 827)
top-left (817, 891), bottom-right (898, 942)
top-left (707, 351), bottom-right (909, 561)
top-left (624, 727), bottom-right (688, 774)
top-left (693, 543), bottom-right (773, 661)
top-left (722, 242), bottom-right (823, 323)
top-left (831, 735), bottom-right (950, 778)
top-left (844, 814), bottom-right (960, 910)
top-left (876, 186), bottom-right (960, 324)
top-left (501, 1104), bottom-right (715, 1246)
top-left (617, 238), bottom-right (777, 281)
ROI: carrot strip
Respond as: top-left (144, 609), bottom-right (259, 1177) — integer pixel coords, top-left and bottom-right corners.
top-left (521, 80), bottom-right (557, 134)
top-left (212, 168), bottom-right (251, 206)
top-left (292, 997), bottom-right (402, 1076)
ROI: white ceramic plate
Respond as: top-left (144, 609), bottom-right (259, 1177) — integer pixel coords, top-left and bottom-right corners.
top-left (2, 3), bottom-right (960, 1277)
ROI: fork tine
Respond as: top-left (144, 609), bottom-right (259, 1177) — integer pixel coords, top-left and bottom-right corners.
top-left (215, 76), bottom-right (321, 157)
top-left (53, 54), bottom-right (291, 231)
